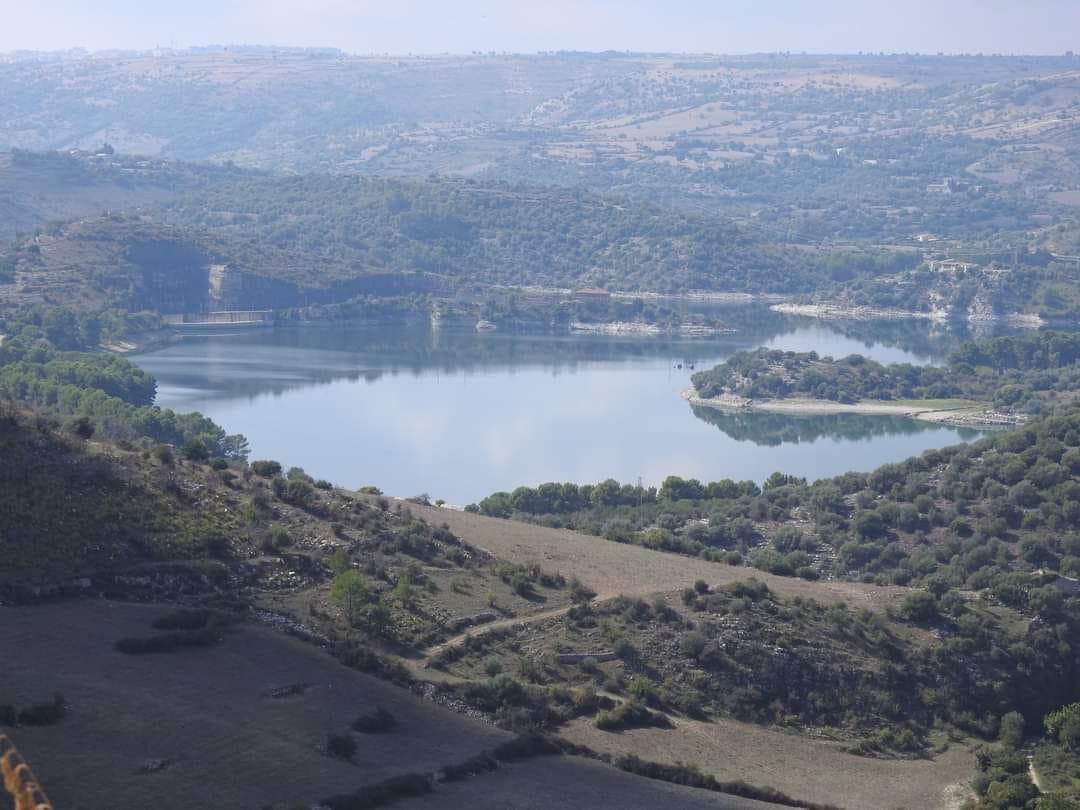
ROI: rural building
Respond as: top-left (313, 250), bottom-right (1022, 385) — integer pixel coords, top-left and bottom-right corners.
top-left (928, 259), bottom-right (980, 273)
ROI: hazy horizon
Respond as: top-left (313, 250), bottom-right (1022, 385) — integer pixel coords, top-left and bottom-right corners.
top-left (1, 0), bottom-right (1077, 57)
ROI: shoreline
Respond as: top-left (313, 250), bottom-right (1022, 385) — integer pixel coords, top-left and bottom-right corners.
top-left (770, 302), bottom-right (1049, 328)
top-left (682, 389), bottom-right (1025, 428)
top-left (569, 320), bottom-right (736, 336)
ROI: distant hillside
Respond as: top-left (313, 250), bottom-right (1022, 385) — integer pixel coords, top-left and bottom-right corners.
top-left (0, 152), bottom-right (883, 303)
top-left (2, 52), bottom-right (1079, 237)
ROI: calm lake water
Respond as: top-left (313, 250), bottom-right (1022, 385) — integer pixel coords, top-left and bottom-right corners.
top-left (135, 308), bottom-right (997, 504)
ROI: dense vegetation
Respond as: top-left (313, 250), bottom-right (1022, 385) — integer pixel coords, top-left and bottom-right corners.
top-left (158, 173), bottom-right (820, 293)
top-left (691, 332), bottom-right (1080, 411)
top-left (0, 307), bottom-right (246, 456)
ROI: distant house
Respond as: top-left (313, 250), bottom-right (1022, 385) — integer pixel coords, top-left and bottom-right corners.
top-left (928, 259), bottom-right (979, 273)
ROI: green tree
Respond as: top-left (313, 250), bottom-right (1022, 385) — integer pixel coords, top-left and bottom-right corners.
top-left (998, 711), bottom-right (1025, 751)
top-left (331, 570), bottom-right (370, 626)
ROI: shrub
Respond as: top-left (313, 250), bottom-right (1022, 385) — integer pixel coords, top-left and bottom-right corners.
top-left (182, 439), bottom-right (210, 461)
top-left (269, 525), bottom-right (292, 549)
top-left (271, 476), bottom-right (288, 498)
top-left (153, 444), bottom-right (174, 465)
top-left (899, 591), bottom-right (938, 623)
top-left (999, 711), bottom-right (1025, 751)
top-left (69, 415), bottom-right (95, 439)
top-left (322, 773), bottom-right (433, 809)
top-left (16, 694), bottom-right (66, 726)
top-left (114, 629), bottom-right (219, 655)
top-left (152, 608), bottom-right (212, 631)
top-left (352, 707), bottom-right (397, 734)
top-left (568, 577), bottom-right (596, 603)
top-left (251, 459), bottom-right (282, 478)
top-left (595, 700), bottom-right (671, 732)
top-left (326, 733), bottom-right (358, 760)
top-left (730, 578), bottom-right (770, 601)
top-left (286, 478), bottom-right (316, 507)
top-left (210, 457), bottom-right (228, 470)
top-left (681, 630), bottom-right (707, 659)
top-left (612, 637), bottom-right (635, 659)
top-left (491, 734), bottom-right (561, 761)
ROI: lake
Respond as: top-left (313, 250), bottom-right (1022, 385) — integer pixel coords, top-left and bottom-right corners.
top-left (135, 308), bottom-right (998, 504)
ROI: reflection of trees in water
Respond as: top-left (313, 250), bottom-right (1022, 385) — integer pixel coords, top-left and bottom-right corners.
top-left (690, 406), bottom-right (983, 447)
top-left (157, 314), bottom-right (796, 400)
top-left (803, 318), bottom-right (1018, 363)
top-left (148, 305), bottom-right (1013, 404)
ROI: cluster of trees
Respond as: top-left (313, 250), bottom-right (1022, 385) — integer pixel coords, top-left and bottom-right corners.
top-left (692, 348), bottom-right (959, 403)
top-left (692, 332), bottom-right (1080, 411)
top-left (0, 311), bottom-right (246, 458)
top-left (157, 172), bottom-right (901, 294)
top-left (476, 404), bottom-right (1080, 606)
top-left (470, 476), bottom-right (765, 520)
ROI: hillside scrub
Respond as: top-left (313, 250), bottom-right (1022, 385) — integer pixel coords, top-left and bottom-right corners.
top-left (0, 308), bottom-right (248, 457)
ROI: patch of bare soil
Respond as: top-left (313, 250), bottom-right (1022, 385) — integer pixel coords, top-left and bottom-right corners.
top-left (1, 601), bottom-right (510, 809)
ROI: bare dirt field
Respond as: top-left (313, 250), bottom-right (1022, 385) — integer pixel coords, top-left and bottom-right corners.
top-left (2, 601), bottom-right (510, 809)
top-left (560, 716), bottom-right (976, 810)
top-left (396, 755), bottom-right (783, 810)
top-left (1, 600), bottom-right (799, 809)
top-left (401, 500), bottom-right (908, 609)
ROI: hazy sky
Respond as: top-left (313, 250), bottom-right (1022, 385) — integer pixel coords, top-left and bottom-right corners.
top-left (1, 0), bottom-right (1076, 56)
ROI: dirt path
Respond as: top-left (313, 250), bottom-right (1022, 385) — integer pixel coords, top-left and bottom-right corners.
top-left (391, 499), bottom-right (909, 611)
top-left (425, 604), bottom-right (578, 660)
top-left (1029, 756), bottom-right (1044, 791)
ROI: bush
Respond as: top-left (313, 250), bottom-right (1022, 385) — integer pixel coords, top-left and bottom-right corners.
top-left (595, 700), bottom-right (671, 731)
top-left (269, 525), bottom-right (292, 549)
top-left (352, 707), bottom-right (397, 734)
top-left (899, 591), bottom-right (938, 623)
top-left (152, 608), bottom-right (212, 631)
top-left (681, 630), bottom-right (707, 659)
top-left (114, 629), bottom-right (219, 655)
top-left (251, 459), bottom-right (282, 478)
top-left (326, 733), bottom-right (357, 760)
top-left (16, 694), bottom-right (66, 726)
top-left (999, 710), bottom-right (1025, 751)
top-left (69, 415), bottom-right (95, 439)
top-left (182, 438), bottom-right (210, 461)
top-left (613, 754), bottom-right (839, 809)
top-left (321, 774), bottom-right (432, 809)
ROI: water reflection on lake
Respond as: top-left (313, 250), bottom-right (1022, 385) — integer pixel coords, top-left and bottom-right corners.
top-left (135, 307), bottom-right (1001, 504)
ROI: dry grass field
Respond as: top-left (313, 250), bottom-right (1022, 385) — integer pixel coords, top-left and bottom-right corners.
top-left (560, 716), bottom-right (977, 810)
top-left (400, 500), bottom-right (908, 609)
